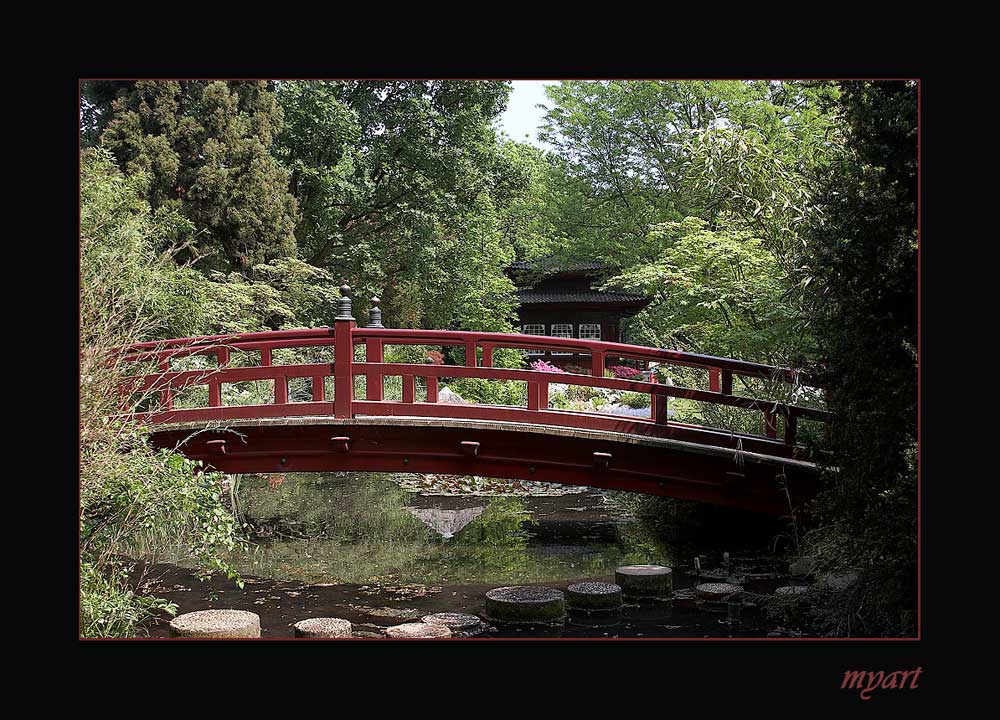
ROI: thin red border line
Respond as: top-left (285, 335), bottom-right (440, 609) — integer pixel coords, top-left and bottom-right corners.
top-left (916, 79), bottom-right (921, 640)
top-left (80, 77), bottom-right (920, 82)
top-left (82, 636), bottom-right (918, 642)
top-left (76, 79), bottom-right (921, 641)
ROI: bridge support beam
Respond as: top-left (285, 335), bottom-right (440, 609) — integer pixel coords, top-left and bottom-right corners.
top-left (149, 419), bottom-right (818, 516)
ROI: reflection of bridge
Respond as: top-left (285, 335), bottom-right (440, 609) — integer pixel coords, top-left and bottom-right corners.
top-left (119, 287), bottom-right (831, 516)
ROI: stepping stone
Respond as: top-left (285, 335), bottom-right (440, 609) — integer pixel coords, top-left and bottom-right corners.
top-left (695, 583), bottom-right (744, 600)
top-left (170, 609), bottom-right (261, 638)
top-left (422, 612), bottom-right (484, 635)
top-left (293, 617), bottom-right (352, 638)
top-left (615, 565), bottom-right (673, 599)
top-left (775, 585), bottom-right (809, 596)
top-left (484, 586), bottom-right (566, 624)
top-left (566, 582), bottom-right (623, 612)
top-left (384, 622), bottom-right (452, 639)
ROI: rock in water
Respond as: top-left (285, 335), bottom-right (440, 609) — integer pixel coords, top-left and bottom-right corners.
top-left (484, 586), bottom-right (566, 624)
top-left (170, 609), bottom-right (261, 638)
top-left (384, 622), bottom-right (452, 639)
top-left (615, 565), bottom-right (673, 599)
top-left (293, 617), bottom-right (352, 638)
top-left (566, 582), bottom-right (623, 612)
top-left (775, 585), bottom-right (809, 596)
top-left (695, 582), bottom-right (744, 600)
top-left (421, 612), bottom-right (485, 636)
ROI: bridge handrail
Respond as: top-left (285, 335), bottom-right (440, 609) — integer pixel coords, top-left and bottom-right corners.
top-left (121, 326), bottom-right (815, 387)
top-left (118, 311), bottom-right (829, 450)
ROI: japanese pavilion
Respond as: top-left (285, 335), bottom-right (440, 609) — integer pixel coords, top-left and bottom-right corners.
top-left (505, 258), bottom-right (652, 369)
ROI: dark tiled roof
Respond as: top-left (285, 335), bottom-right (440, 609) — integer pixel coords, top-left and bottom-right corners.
top-left (508, 258), bottom-right (607, 273)
top-left (516, 289), bottom-right (649, 305)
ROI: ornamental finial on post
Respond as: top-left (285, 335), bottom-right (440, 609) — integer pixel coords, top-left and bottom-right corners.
top-left (367, 295), bottom-right (384, 328)
top-left (335, 284), bottom-right (355, 322)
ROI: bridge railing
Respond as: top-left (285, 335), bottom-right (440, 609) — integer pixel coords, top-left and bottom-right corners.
top-left (118, 287), bottom-right (830, 453)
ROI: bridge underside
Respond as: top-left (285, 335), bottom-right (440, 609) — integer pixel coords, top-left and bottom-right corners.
top-left (149, 416), bottom-right (820, 516)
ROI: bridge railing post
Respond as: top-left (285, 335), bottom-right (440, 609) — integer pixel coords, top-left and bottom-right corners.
top-left (653, 391), bottom-right (668, 424)
top-left (158, 359), bottom-right (173, 410)
top-left (365, 296), bottom-right (384, 402)
top-left (334, 284), bottom-right (356, 418)
top-left (591, 351), bottom-right (605, 377)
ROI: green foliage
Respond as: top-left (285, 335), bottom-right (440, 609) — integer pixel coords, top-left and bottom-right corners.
top-left (683, 82), bottom-right (841, 269)
top-left (619, 391), bottom-right (651, 409)
top-left (80, 148), bottom-right (247, 637)
top-left (274, 81), bottom-right (526, 332)
top-left (452, 498), bottom-right (537, 576)
top-left (606, 217), bottom-right (812, 362)
top-left (799, 81), bottom-right (918, 637)
top-left (444, 377), bottom-right (527, 407)
top-left (195, 258), bottom-right (341, 333)
top-left (89, 80), bottom-right (299, 272)
top-left (80, 562), bottom-right (177, 639)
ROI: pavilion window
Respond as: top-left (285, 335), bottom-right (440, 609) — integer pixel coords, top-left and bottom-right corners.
top-left (550, 323), bottom-right (573, 355)
top-left (522, 324), bottom-right (545, 355)
top-left (579, 323), bottom-right (601, 341)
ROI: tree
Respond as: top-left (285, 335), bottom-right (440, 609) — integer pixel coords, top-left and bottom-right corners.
top-left (605, 217), bottom-right (812, 364)
top-left (537, 80), bottom-right (835, 260)
top-left (87, 80), bottom-right (299, 272)
top-left (800, 81), bottom-right (918, 636)
top-left (275, 83), bottom-right (514, 256)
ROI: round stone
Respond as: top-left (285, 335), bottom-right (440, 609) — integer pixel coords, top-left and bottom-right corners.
top-left (566, 582), bottom-right (623, 611)
top-left (775, 585), bottom-right (809, 596)
top-left (170, 609), bottom-right (261, 638)
top-left (293, 617), bottom-right (352, 638)
top-left (421, 613), bottom-right (482, 632)
top-left (615, 565), bottom-right (673, 598)
top-left (695, 582), bottom-right (743, 600)
top-left (484, 585), bottom-right (566, 624)
top-left (384, 622), bottom-right (452, 639)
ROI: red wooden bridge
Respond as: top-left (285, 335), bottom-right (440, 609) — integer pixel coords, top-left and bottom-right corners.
top-left (119, 288), bottom-right (831, 515)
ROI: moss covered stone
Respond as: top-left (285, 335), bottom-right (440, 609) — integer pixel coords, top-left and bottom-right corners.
top-left (566, 582), bottom-right (623, 611)
top-left (170, 609), bottom-right (261, 638)
top-left (615, 565), bottom-right (673, 599)
top-left (695, 582), bottom-right (743, 600)
top-left (484, 585), bottom-right (566, 624)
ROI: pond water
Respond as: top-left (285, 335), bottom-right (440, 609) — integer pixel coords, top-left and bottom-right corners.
top-left (135, 472), bottom-right (805, 638)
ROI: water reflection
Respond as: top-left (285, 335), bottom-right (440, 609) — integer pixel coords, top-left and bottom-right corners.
top-left (218, 473), bottom-right (672, 588)
top-left (405, 506), bottom-right (485, 539)
top-left (139, 471), bottom-right (797, 637)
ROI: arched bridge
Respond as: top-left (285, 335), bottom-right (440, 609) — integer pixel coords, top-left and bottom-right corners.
top-left (119, 290), bottom-right (831, 516)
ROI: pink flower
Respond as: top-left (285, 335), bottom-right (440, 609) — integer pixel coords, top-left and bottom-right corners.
top-left (530, 359), bottom-right (566, 373)
top-left (610, 365), bottom-right (642, 379)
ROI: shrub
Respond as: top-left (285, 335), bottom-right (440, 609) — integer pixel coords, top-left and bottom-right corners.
top-left (80, 149), bottom-right (246, 637)
top-left (619, 391), bottom-right (651, 409)
top-left (610, 364), bottom-right (642, 379)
